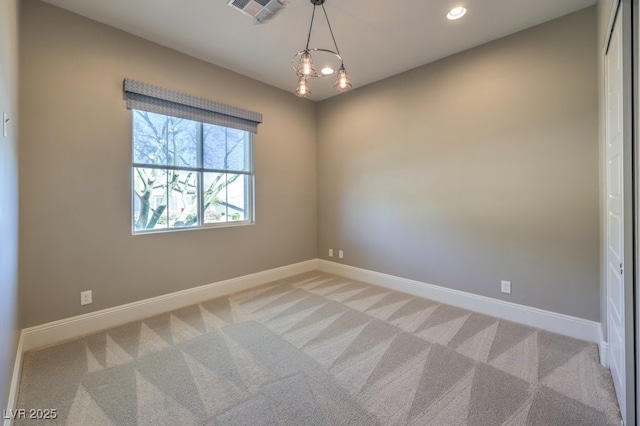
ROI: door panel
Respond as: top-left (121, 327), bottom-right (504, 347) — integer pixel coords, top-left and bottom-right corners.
top-left (605, 6), bottom-right (626, 421)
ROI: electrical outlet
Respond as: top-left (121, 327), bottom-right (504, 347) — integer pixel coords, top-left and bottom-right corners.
top-left (329, 249), bottom-right (333, 257)
top-left (80, 290), bottom-right (92, 305)
top-left (338, 250), bottom-right (344, 259)
top-left (501, 280), bottom-right (511, 294)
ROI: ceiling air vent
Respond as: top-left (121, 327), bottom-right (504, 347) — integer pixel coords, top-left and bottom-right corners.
top-left (227, 0), bottom-right (288, 24)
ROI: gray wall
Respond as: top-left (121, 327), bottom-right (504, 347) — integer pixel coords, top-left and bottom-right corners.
top-left (0, 0), bottom-right (20, 411)
top-left (19, 0), bottom-right (600, 329)
top-left (20, 0), bottom-right (318, 327)
top-left (317, 7), bottom-right (600, 321)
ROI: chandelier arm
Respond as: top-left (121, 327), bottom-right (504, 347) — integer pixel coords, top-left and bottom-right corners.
top-left (321, 4), bottom-right (342, 62)
top-left (305, 3), bottom-right (317, 50)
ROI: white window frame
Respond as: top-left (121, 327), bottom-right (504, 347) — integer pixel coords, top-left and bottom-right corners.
top-left (131, 110), bottom-right (255, 234)
top-left (123, 78), bottom-right (261, 235)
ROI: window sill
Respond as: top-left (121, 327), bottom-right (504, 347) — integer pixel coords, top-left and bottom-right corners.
top-left (132, 220), bottom-right (255, 235)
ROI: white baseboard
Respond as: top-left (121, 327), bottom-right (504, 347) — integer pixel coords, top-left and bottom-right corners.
top-left (22, 260), bottom-right (318, 352)
top-left (598, 324), bottom-right (609, 367)
top-left (318, 260), bottom-right (601, 343)
top-left (3, 331), bottom-right (24, 426)
top-left (18, 257), bottom-right (605, 355)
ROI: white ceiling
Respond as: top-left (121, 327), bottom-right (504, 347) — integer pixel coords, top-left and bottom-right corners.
top-left (40, 0), bottom-right (597, 101)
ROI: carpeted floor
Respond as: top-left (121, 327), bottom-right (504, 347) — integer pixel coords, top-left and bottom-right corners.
top-left (16, 271), bottom-right (621, 425)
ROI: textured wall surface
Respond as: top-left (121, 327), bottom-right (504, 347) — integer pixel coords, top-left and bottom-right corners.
top-left (317, 8), bottom-right (599, 321)
top-left (20, 0), bottom-right (317, 327)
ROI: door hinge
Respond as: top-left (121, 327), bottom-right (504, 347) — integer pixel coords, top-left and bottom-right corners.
top-left (620, 263), bottom-right (624, 275)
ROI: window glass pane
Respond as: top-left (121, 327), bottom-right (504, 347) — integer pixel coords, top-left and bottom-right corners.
top-left (203, 172), bottom-right (226, 223)
top-left (226, 174), bottom-right (249, 221)
top-left (166, 117), bottom-right (199, 168)
top-left (133, 167), bottom-right (168, 230)
top-left (203, 124), bottom-right (249, 172)
top-left (167, 170), bottom-right (199, 228)
top-left (202, 173), bottom-right (249, 223)
top-left (133, 111), bottom-right (169, 166)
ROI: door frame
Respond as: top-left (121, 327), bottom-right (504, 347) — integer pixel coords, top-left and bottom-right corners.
top-left (633, 0), bottom-right (640, 423)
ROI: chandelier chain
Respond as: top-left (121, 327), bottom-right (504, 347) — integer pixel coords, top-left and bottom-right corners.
top-left (321, 4), bottom-right (342, 62)
top-left (305, 4), bottom-right (316, 50)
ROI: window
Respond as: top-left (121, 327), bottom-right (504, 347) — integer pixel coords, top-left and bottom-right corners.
top-left (124, 79), bottom-right (262, 233)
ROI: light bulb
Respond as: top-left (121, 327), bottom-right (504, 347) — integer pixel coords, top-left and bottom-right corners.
top-left (333, 67), bottom-right (352, 92)
top-left (295, 76), bottom-right (311, 98)
top-left (298, 51), bottom-right (315, 76)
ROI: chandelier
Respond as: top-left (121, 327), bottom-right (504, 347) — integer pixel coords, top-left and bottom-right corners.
top-left (292, 0), bottom-right (352, 97)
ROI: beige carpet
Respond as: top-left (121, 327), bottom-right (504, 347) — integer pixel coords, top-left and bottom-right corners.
top-left (16, 271), bottom-right (621, 425)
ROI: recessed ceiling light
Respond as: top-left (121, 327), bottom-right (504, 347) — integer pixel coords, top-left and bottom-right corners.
top-left (321, 67), bottom-right (334, 75)
top-left (447, 6), bottom-right (467, 20)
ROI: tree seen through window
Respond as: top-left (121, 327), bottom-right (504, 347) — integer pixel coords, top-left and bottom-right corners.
top-left (132, 110), bottom-right (253, 232)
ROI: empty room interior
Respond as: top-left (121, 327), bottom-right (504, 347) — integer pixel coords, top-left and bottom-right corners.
top-left (1, 0), bottom-right (639, 424)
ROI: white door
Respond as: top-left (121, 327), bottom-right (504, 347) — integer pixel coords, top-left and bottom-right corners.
top-left (605, 7), bottom-right (626, 421)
